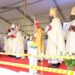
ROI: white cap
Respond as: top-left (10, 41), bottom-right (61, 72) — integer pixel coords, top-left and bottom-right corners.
top-left (10, 24), bottom-right (16, 28)
top-left (71, 6), bottom-right (75, 15)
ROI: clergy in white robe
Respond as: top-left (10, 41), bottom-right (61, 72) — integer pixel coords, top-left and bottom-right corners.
top-left (4, 24), bottom-right (16, 55)
top-left (45, 8), bottom-right (65, 67)
top-left (66, 6), bottom-right (75, 55)
top-left (13, 24), bottom-right (24, 58)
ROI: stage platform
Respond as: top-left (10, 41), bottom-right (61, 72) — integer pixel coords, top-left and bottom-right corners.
top-left (0, 54), bottom-right (75, 75)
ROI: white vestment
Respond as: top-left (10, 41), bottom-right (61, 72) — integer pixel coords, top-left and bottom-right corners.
top-left (13, 31), bottom-right (24, 57)
top-left (45, 17), bottom-right (65, 63)
top-left (4, 32), bottom-right (14, 54)
top-left (4, 31), bottom-right (24, 57)
top-left (66, 20), bottom-right (75, 54)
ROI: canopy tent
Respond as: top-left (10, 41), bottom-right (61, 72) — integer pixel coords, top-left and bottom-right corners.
top-left (0, 0), bottom-right (75, 35)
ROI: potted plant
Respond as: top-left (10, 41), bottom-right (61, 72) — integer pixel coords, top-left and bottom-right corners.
top-left (65, 59), bottom-right (75, 70)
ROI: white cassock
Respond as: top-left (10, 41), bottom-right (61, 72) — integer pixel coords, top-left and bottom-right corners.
top-left (66, 20), bottom-right (75, 55)
top-left (4, 36), bottom-right (8, 53)
top-left (13, 31), bottom-right (24, 57)
top-left (45, 17), bottom-right (65, 64)
top-left (4, 36), bottom-right (8, 52)
top-left (4, 32), bottom-right (13, 54)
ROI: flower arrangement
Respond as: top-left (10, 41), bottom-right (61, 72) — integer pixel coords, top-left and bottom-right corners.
top-left (65, 59), bottom-right (75, 70)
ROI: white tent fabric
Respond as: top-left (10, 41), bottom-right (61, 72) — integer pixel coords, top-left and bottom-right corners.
top-left (0, 0), bottom-right (75, 35)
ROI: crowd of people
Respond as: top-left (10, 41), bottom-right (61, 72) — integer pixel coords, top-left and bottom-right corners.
top-left (0, 6), bottom-right (75, 73)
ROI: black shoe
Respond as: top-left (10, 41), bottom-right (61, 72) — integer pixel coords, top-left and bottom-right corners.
top-left (50, 63), bottom-right (60, 68)
top-left (38, 60), bottom-right (41, 62)
top-left (8, 55), bottom-right (16, 58)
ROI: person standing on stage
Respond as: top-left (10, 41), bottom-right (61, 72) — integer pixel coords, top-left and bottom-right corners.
top-left (14, 24), bottom-right (24, 58)
top-left (4, 24), bottom-right (16, 55)
top-left (45, 8), bottom-right (65, 68)
top-left (66, 6), bottom-right (75, 55)
top-left (33, 20), bottom-right (45, 61)
top-left (28, 20), bottom-right (44, 74)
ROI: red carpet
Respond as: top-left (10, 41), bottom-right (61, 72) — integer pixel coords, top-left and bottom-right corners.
top-left (0, 54), bottom-right (75, 75)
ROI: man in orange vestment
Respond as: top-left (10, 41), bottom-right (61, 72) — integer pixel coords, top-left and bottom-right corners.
top-left (33, 20), bottom-right (45, 60)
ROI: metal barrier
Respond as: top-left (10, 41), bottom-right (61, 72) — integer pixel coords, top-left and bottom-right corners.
top-left (0, 52), bottom-right (75, 59)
